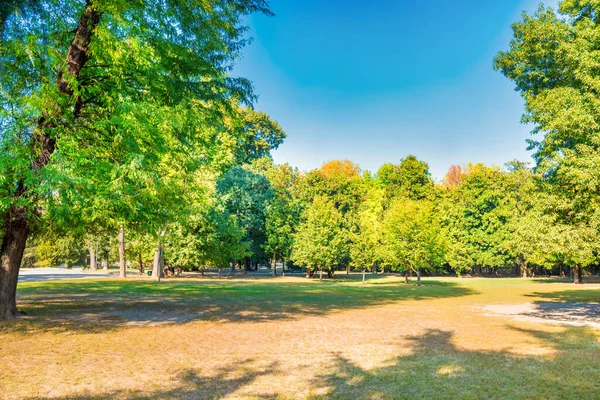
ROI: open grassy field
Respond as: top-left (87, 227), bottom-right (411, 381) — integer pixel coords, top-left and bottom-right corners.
top-left (1, 275), bottom-right (599, 399)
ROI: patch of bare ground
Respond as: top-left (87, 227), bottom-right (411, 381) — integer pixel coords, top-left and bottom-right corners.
top-left (483, 302), bottom-right (600, 329)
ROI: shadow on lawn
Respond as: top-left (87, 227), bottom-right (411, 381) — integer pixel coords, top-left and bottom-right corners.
top-left (30, 327), bottom-right (600, 399)
top-left (313, 327), bottom-right (600, 399)
top-left (526, 289), bottom-right (600, 304)
top-left (27, 359), bottom-right (281, 400)
top-left (5, 278), bottom-right (477, 334)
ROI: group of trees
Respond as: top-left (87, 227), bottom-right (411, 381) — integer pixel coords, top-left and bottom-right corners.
top-left (2, 0), bottom-right (600, 319)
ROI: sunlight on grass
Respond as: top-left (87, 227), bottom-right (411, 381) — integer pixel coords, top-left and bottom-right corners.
top-left (1, 277), bottom-right (599, 399)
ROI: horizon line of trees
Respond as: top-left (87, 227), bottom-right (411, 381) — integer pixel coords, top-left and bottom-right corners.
top-left (29, 155), bottom-right (600, 286)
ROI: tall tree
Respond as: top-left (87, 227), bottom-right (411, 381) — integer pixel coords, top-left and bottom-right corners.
top-left (291, 196), bottom-right (346, 280)
top-left (383, 198), bottom-right (446, 285)
top-left (0, 0), bottom-right (273, 318)
top-left (495, 1), bottom-right (600, 282)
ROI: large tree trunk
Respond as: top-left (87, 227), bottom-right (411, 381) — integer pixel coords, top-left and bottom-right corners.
top-left (574, 265), bottom-right (583, 284)
top-left (88, 246), bottom-right (97, 272)
top-left (118, 225), bottom-right (126, 278)
top-left (0, 1), bottom-right (102, 320)
top-left (0, 215), bottom-right (29, 319)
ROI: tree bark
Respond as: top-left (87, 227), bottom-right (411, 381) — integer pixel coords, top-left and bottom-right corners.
top-left (231, 260), bottom-right (236, 277)
top-left (417, 268), bottom-right (421, 287)
top-left (118, 225), bottom-right (126, 278)
top-left (574, 265), bottom-right (583, 284)
top-left (282, 257), bottom-right (285, 277)
top-left (103, 250), bottom-right (109, 271)
top-left (0, 215), bottom-right (29, 319)
top-left (152, 246), bottom-right (164, 280)
top-left (319, 267), bottom-right (323, 282)
top-left (138, 252), bottom-right (144, 276)
top-left (0, 1), bottom-right (102, 320)
top-left (362, 269), bottom-right (366, 284)
top-left (272, 253), bottom-right (276, 277)
top-left (88, 246), bottom-right (97, 272)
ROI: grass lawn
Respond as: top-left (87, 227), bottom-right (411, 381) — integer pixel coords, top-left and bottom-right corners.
top-left (1, 275), bottom-right (599, 399)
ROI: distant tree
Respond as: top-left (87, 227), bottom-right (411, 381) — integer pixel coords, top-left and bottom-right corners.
top-left (291, 197), bottom-right (346, 280)
top-left (377, 156), bottom-right (433, 200)
top-left (320, 160), bottom-right (361, 179)
top-left (443, 165), bottom-right (464, 189)
top-left (262, 163), bottom-right (300, 275)
top-left (383, 198), bottom-right (446, 285)
top-left (349, 187), bottom-right (385, 272)
top-left (217, 165), bottom-right (274, 269)
top-left (442, 164), bottom-right (512, 276)
top-left (233, 108), bottom-right (286, 164)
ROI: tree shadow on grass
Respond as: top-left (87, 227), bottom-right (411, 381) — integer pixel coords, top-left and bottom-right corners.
top-left (312, 327), bottom-right (600, 399)
top-left (26, 359), bottom-right (280, 400)
top-left (4, 278), bottom-right (477, 334)
top-left (526, 289), bottom-right (600, 304)
top-left (531, 276), bottom-right (600, 284)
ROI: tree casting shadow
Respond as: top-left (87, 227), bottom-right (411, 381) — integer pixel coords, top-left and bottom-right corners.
top-left (5, 278), bottom-right (477, 334)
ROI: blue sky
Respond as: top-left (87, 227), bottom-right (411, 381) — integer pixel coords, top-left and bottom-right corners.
top-left (235, 0), bottom-right (555, 180)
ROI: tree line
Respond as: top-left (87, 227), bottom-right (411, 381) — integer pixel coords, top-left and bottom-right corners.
top-left (26, 155), bottom-right (600, 286)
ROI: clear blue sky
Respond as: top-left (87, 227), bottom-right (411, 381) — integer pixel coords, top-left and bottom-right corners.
top-left (234, 0), bottom-right (555, 180)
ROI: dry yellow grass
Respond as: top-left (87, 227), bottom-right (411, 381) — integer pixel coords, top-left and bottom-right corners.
top-left (1, 275), bottom-right (599, 399)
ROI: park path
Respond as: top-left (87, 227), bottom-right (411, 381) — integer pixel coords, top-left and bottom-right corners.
top-left (18, 267), bottom-right (113, 282)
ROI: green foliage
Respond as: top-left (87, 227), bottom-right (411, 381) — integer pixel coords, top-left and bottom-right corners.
top-left (291, 196), bottom-right (347, 273)
top-left (377, 155), bottom-right (433, 200)
top-left (383, 198), bottom-right (446, 273)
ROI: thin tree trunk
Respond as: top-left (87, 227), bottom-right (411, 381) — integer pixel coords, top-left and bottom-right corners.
top-left (272, 254), bottom-right (276, 277)
top-left (103, 250), bottom-right (109, 271)
top-left (319, 267), bottom-right (323, 282)
top-left (152, 246), bottom-right (164, 280)
top-left (362, 269), bottom-right (366, 284)
top-left (417, 268), bottom-right (421, 287)
top-left (138, 252), bottom-right (144, 276)
top-left (282, 257), bottom-right (285, 277)
top-left (0, 216), bottom-right (29, 319)
top-left (118, 225), bottom-right (126, 278)
top-left (346, 265), bottom-right (350, 275)
top-left (89, 246), bottom-right (97, 272)
top-left (231, 260), bottom-right (236, 277)
top-left (404, 270), bottom-right (409, 284)
top-left (574, 265), bottom-right (583, 284)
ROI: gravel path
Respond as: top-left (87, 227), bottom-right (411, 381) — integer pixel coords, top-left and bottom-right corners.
top-left (18, 267), bottom-right (114, 282)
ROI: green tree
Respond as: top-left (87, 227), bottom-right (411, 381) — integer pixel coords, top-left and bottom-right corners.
top-left (349, 186), bottom-right (385, 272)
top-left (291, 196), bottom-right (346, 280)
top-left (0, 0), bottom-right (272, 318)
top-left (442, 164), bottom-right (512, 276)
top-left (383, 198), bottom-right (446, 285)
top-left (495, 1), bottom-right (600, 282)
top-left (377, 155), bottom-right (433, 200)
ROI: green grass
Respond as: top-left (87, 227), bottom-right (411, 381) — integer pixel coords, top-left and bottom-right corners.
top-left (1, 276), bottom-right (599, 399)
